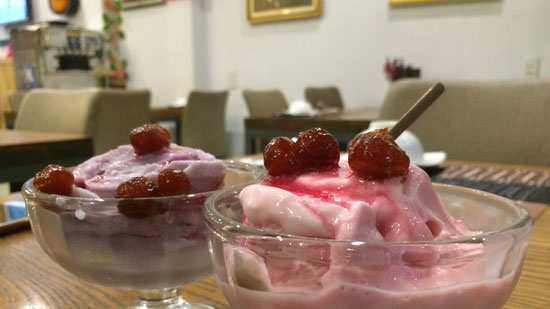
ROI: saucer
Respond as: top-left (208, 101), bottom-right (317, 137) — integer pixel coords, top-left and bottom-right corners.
top-left (412, 151), bottom-right (447, 168)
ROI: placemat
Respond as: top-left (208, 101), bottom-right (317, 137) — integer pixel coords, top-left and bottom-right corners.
top-left (431, 165), bottom-right (550, 204)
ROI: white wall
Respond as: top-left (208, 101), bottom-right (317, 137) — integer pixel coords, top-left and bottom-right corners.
top-left (120, 0), bottom-right (195, 107)
top-left (193, 0), bottom-right (550, 156)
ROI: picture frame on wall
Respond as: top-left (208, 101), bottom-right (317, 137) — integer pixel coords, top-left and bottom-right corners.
top-left (389, 0), bottom-right (467, 4)
top-left (121, 0), bottom-right (165, 10)
top-left (247, 0), bottom-right (322, 24)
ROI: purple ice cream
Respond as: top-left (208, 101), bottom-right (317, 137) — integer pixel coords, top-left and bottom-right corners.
top-left (72, 144), bottom-right (227, 198)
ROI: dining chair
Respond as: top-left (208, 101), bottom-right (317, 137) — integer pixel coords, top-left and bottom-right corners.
top-left (242, 89), bottom-right (289, 117)
top-left (180, 90), bottom-right (228, 158)
top-left (304, 86), bottom-right (344, 111)
top-left (14, 88), bottom-right (151, 154)
top-left (378, 78), bottom-right (550, 166)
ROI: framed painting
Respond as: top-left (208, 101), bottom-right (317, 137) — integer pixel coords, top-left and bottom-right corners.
top-left (247, 0), bottom-right (322, 24)
top-left (389, 0), bottom-right (475, 4)
top-left (121, 0), bottom-right (165, 10)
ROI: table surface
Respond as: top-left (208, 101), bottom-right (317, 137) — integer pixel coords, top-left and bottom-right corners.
top-left (0, 129), bottom-right (91, 146)
top-left (5, 106), bottom-right (185, 120)
top-left (150, 106), bottom-right (185, 120)
top-left (244, 107), bottom-right (379, 154)
top-left (0, 130), bottom-right (93, 184)
top-left (245, 107), bottom-right (379, 132)
top-left (1, 160), bottom-right (549, 308)
top-left (4, 107), bottom-right (185, 130)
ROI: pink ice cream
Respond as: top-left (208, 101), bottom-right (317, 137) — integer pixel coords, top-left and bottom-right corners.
top-left (72, 143), bottom-right (227, 198)
top-left (221, 161), bottom-right (521, 308)
top-left (240, 162), bottom-right (470, 242)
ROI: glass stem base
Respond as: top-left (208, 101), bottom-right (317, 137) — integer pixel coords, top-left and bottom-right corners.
top-left (129, 288), bottom-right (214, 309)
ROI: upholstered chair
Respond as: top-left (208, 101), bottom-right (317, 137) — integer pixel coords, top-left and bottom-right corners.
top-left (14, 88), bottom-right (151, 154)
top-left (180, 90), bottom-right (229, 158)
top-left (243, 89), bottom-right (289, 117)
top-left (378, 79), bottom-right (550, 166)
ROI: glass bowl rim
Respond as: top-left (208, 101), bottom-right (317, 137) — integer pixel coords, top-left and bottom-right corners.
top-left (22, 160), bottom-right (266, 205)
top-left (204, 182), bottom-right (533, 245)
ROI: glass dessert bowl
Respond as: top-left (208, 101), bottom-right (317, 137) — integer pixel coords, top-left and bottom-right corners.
top-left (205, 184), bottom-right (533, 309)
top-left (23, 161), bottom-right (266, 309)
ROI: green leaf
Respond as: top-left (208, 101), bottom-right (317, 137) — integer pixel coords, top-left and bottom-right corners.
top-left (122, 59), bottom-right (128, 68)
top-left (116, 16), bottom-right (123, 25)
top-left (110, 64), bottom-right (116, 71)
top-left (102, 13), bottom-right (110, 23)
top-left (118, 31), bottom-right (125, 39)
top-left (114, 1), bottom-right (122, 10)
top-left (106, 49), bottom-right (112, 57)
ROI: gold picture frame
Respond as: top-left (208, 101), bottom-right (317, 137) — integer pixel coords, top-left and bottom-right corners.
top-left (390, 0), bottom-right (440, 4)
top-left (389, 0), bottom-right (476, 4)
top-left (247, 0), bottom-right (322, 24)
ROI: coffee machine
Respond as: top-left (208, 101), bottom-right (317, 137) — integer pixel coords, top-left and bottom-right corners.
top-left (10, 22), bottom-right (103, 90)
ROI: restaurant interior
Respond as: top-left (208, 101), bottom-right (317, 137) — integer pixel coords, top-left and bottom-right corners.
top-left (1, 0), bottom-right (549, 308)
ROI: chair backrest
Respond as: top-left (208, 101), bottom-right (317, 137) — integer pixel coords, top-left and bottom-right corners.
top-left (242, 89), bottom-right (288, 117)
top-left (14, 88), bottom-right (151, 154)
top-left (181, 90), bottom-right (228, 158)
top-left (304, 86), bottom-right (344, 110)
top-left (378, 79), bottom-right (550, 166)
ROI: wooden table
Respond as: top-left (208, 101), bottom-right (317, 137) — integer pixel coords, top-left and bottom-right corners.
top-left (150, 106), bottom-right (185, 144)
top-left (5, 106), bottom-right (185, 131)
top-left (244, 107), bottom-right (379, 154)
top-left (150, 106), bottom-right (185, 121)
top-left (1, 161), bottom-right (549, 308)
top-left (0, 130), bottom-right (93, 184)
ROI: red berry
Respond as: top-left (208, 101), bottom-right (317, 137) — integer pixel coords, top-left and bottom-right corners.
top-left (348, 128), bottom-right (410, 180)
top-left (292, 142), bottom-right (308, 172)
top-left (263, 137), bottom-right (306, 176)
top-left (158, 169), bottom-right (191, 196)
top-left (296, 128), bottom-right (339, 170)
top-left (130, 123), bottom-right (171, 155)
top-left (33, 164), bottom-right (74, 196)
top-left (115, 177), bottom-right (164, 218)
top-left (115, 177), bottom-right (160, 198)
